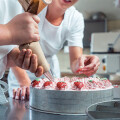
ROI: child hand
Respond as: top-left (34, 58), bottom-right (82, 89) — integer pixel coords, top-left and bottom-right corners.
top-left (13, 86), bottom-right (30, 100)
top-left (7, 48), bottom-right (44, 77)
top-left (73, 55), bottom-right (100, 77)
top-left (6, 12), bottom-right (40, 45)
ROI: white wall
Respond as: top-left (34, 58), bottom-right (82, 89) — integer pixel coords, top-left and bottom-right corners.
top-left (74, 0), bottom-right (120, 20)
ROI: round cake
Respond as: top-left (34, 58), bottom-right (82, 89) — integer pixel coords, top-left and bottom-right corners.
top-left (30, 77), bottom-right (113, 114)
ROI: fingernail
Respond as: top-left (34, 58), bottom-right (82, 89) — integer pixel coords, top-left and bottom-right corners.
top-left (15, 96), bottom-right (19, 100)
top-left (21, 96), bottom-right (25, 100)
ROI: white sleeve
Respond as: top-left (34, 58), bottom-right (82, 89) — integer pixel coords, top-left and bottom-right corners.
top-left (66, 11), bottom-right (84, 48)
top-left (0, 45), bottom-right (16, 79)
top-left (0, 0), bottom-right (5, 24)
top-left (0, 55), bottom-right (7, 79)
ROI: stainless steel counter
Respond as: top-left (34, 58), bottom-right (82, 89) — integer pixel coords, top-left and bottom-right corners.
top-left (0, 98), bottom-right (89, 120)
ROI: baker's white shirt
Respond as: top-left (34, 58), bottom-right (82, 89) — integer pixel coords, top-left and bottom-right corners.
top-left (0, 0), bottom-right (22, 79)
top-left (7, 1), bottom-right (84, 97)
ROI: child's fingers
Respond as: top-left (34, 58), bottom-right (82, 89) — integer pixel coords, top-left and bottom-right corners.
top-left (29, 54), bottom-right (38, 73)
top-left (22, 49), bottom-right (32, 70)
top-left (21, 87), bottom-right (26, 100)
top-left (26, 87), bottom-right (30, 100)
top-left (35, 66), bottom-right (44, 77)
top-left (13, 89), bottom-right (16, 99)
top-left (17, 49), bottom-right (26, 67)
top-left (15, 88), bottom-right (21, 100)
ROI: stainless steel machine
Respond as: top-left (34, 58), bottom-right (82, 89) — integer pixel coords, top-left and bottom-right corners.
top-left (91, 32), bottom-right (120, 75)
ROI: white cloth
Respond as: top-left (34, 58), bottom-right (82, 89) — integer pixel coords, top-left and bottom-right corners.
top-left (7, 4), bottom-right (84, 97)
top-left (0, 0), bottom-right (20, 79)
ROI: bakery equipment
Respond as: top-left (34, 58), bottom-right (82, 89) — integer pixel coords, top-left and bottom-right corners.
top-left (18, 0), bottom-right (54, 81)
top-left (91, 32), bottom-right (120, 75)
top-left (86, 100), bottom-right (120, 120)
top-left (29, 87), bottom-right (113, 114)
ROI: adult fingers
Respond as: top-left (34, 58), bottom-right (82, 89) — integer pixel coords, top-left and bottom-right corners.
top-left (29, 54), bottom-right (38, 73)
top-left (32, 34), bottom-right (40, 42)
top-left (34, 28), bottom-right (39, 34)
top-left (32, 14), bottom-right (40, 24)
top-left (35, 66), bottom-right (44, 77)
top-left (21, 87), bottom-right (26, 101)
top-left (33, 22), bottom-right (39, 29)
top-left (22, 49), bottom-right (32, 70)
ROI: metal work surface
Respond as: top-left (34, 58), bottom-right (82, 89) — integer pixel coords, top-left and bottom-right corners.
top-left (0, 98), bottom-right (89, 120)
top-left (87, 100), bottom-right (120, 120)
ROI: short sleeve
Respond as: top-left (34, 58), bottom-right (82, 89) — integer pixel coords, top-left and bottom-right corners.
top-left (66, 9), bottom-right (84, 48)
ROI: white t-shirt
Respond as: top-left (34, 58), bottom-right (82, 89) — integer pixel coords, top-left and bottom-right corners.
top-left (0, 0), bottom-right (21, 79)
top-left (6, 1), bottom-right (84, 97)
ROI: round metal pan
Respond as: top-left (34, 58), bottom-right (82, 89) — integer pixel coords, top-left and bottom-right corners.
top-left (86, 100), bottom-right (120, 120)
top-left (29, 87), bottom-right (113, 114)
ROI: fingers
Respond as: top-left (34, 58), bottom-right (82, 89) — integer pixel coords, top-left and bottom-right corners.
top-left (35, 66), bottom-right (44, 77)
top-left (32, 34), bottom-right (40, 42)
top-left (26, 87), bottom-right (30, 100)
top-left (16, 49), bottom-right (26, 67)
top-left (34, 28), bottom-right (39, 34)
top-left (22, 49), bottom-right (32, 70)
top-left (76, 56), bottom-right (86, 73)
top-left (29, 54), bottom-right (38, 73)
top-left (80, 61), bottom-right (100, 77)
top-left (32, 14), bottom-right (40, 24)
top-left (17, 49), bottom-right (43, 76)
top-left (15, 88), bottom-right (21, 100)
top-left (78, 56), bottom-right (85, 67)
top-left (13, 89), bottom-right (16, 99)
top-left (21, 87), bottom-right (26, 100)
top-left (13, 87), bottom-right (29, 101)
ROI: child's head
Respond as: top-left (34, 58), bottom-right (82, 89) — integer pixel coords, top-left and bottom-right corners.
top-left (50, 0), bottom-right (78, 11)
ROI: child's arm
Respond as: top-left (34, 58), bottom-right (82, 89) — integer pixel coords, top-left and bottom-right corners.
top-left (0, 12), bottom-right (40, 45)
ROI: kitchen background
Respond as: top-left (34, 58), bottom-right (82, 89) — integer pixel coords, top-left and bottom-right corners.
top-left (57, 0), bottom-right (120, 80)
top-left (2, 0), bottom-right (120, 82)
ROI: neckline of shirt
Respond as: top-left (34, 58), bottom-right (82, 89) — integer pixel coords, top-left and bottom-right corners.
top-left (44, 17), bottom-right (64, 29)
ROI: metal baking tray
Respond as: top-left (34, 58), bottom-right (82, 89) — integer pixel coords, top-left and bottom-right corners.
top-left (86, 100), bottom-right (120, 120)
top-left (30, 87), bottom-right (113, 114)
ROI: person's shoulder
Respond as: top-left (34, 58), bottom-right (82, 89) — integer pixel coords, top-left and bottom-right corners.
top-left (64, 6), bottom-right (84, 29)
top-left (65, 6), bottom-right (83, 21)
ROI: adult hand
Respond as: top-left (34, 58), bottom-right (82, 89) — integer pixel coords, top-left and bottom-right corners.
top-left (73, 55), bottom-right (100, 77)
top-left (6, 12), bottom-right (40, 45)
top-left (7, 48), bottom-right (44, 77)
top-left (13, 86), bottom-right (30, 100)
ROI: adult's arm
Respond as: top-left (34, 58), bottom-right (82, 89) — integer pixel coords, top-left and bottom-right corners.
top-left (0, 12), bottom-right (40, 45)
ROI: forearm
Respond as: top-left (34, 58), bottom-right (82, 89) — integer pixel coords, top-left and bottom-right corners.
top-left (11, 66), bottom-right (31, 87)
top-left (69, 46), bottom-right (83, 73)
top-left (0, 24), bottom-right (12, 45)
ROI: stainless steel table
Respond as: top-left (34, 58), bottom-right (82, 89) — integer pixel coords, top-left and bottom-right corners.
top-left (0, 98), bottom-right (89, 120)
